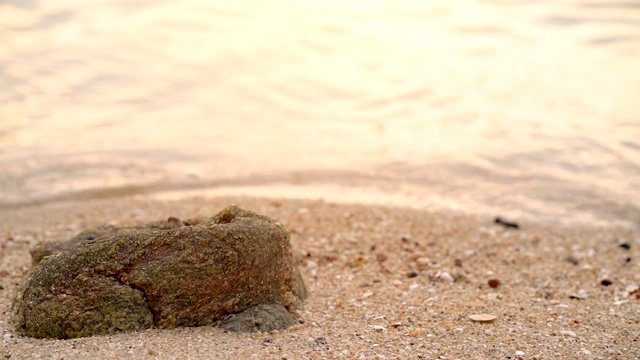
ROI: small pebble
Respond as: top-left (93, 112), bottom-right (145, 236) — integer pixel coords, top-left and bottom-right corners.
top-left (601, 279), bottom-right (612, 286)
top-left (372, 325), bottom-right (385, 332)
top-left (494, 217), bottom-right (519, 229)
top-left (515, 350), bottom-right (525, 356)
top-left (566, 256), bottom-right (579, 265)
top-left (376, 253), bottom-right (388, 262)
top-left (416, 257), bottom-right (431, 267)
top-left (560, 330), bottom-right (577, 337)
top-left (619, 243), bottom-right (631, 250)
top-left (469, 314), bottom-right (497, 322)
top-left (569, 290), bottom-right (588, 300)
top-left (407, 271), bottom-right (418, 278)
top-left (487, 279), bottom-right (500, 288)
top-left (436, 272), bottom-right (454, 283)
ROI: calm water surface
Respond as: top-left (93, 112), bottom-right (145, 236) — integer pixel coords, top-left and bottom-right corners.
top-left (1, 0), bottom-right (639, 226)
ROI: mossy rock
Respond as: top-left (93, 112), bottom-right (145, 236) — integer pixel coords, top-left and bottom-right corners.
top-left (12, 206), bottom-right (307, 339)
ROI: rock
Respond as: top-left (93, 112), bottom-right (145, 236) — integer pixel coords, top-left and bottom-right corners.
top-left (12, 205), bottom-right (307, 339)
top-left (218, 304), bottom-right (298, 332)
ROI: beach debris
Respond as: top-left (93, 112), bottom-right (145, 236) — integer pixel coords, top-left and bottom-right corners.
top-left (407, 271), bottom-right (419, 278)
top-left (487, 279), bottom-right (500, 288)
top-left (618, 242), bottom-right (630, 250)
top-left (494, 217), bottom-right (519, 229)
top-left (560, 330), bottom-right (577, 337)
top-left (12, 206), bottom-right (307, 339)
top-left (515, 350), bottom-right (525, 357)
top-left (600, 279), bottom-right (613, 286)
top-left (469, 314), bottom-right (497, 322)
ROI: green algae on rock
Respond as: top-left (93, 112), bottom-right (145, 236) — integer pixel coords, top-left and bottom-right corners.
top-left (12, 205), bottom-right (307, 339)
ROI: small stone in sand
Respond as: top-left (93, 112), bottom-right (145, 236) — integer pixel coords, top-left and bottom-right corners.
top-left (566, 256), bottom-right (579, 265)
top-left (469, 314), bottom-right (497, 322)
top-left (436, 272), bottom-right (454, 283)
top-left (487, 279), bottom-right (500, 288)
top-left (569, 290), bottom-right (588, 300)
top-left (618, 242), bottom-right (630, 250)
top-left (560, 330), bottom-right (577, 337)
top-left (416, 257), bottom-right (431, 267)
top-left (494, 217), bottom-right (519, 229)
top-left (600, 279), bottom-right (612, 286)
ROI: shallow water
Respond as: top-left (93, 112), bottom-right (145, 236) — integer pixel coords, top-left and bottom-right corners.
top-left (1, 0), bottom-right (639, 226)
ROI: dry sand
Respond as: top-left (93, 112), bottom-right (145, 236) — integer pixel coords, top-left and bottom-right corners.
top-left (1, 196), bottom-right (638, 359)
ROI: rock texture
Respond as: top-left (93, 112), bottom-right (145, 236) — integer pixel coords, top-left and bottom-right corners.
top-left (12, 206), bottom-right (307, 339)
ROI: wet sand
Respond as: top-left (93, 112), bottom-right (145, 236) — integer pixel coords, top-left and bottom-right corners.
top-left (1, 196), bottom-right (638, 359)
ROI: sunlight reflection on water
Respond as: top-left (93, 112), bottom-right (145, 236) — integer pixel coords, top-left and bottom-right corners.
top-left (1, 0), bottom-right (639, 226)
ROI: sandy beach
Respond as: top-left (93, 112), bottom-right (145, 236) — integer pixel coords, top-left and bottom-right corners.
top-left (1, 196), bottom-right (637, 359)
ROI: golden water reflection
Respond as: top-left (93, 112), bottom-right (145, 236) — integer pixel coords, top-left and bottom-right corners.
top-left (1, 0), bottom-right (639, 225)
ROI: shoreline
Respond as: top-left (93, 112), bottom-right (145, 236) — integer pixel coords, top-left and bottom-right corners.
top-left (3, 182), bottom-right (637, 229)
top-left (1, 196), bottom-right (638, 359)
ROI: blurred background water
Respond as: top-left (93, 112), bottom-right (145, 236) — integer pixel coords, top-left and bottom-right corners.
top-left (1, 0), bottom-right (639, 226)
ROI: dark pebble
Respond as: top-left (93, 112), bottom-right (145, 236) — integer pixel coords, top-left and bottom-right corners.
top-left (601, 279), bottom-right (613, 286)
top-left (566, 256), bottom-right (579, 265)
top-left (315, 337), bottom-right (327, 345)
top-left (494, 217), bottom-right (519, 229)
top-left (619, 243), bottom-right (631, 250)
top-left (488, 279), bottom-right (501, 288)
top-left (407, 271), bottom-right (419, 278)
